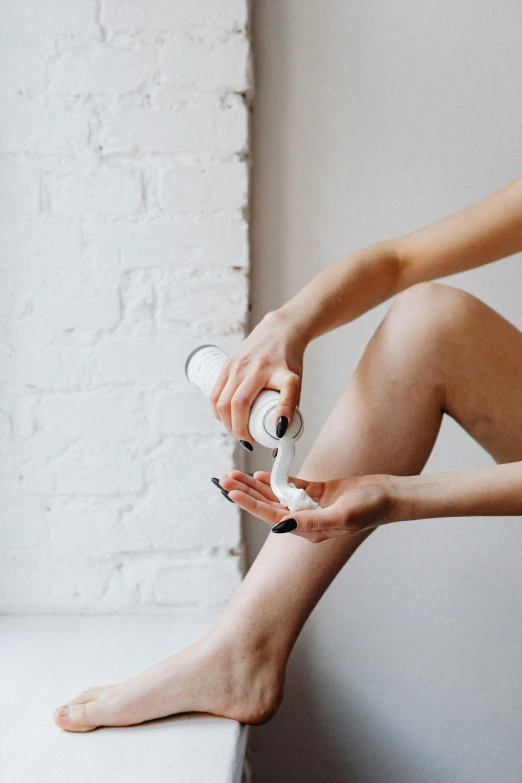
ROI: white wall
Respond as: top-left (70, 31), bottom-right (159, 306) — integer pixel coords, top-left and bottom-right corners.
top-left (249, 2), bottom-right (522, 781)
top-left (0, 0), bottom-right (252, 611)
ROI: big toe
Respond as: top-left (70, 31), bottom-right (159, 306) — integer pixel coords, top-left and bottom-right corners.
top-left (54, 703), bottom-right (98, 732)
top-left (68, 685), bottom-right (111, 705)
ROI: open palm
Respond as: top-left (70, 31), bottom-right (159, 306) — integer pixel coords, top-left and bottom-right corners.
top-left (219, 470), bottom-right (397, 544)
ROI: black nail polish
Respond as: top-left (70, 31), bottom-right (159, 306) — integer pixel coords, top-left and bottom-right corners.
top-left (247, 472), bottom-right (254, 477)
top-left (272, 449), bottom-right (278, 458)
top-left (211, 477), bottom-right (221, 489)
top-left (276, 416), bottom-right (288, 438)
top-left (272, 519), bottom-right (297, 534)
top-left (239, 440), bottom-right (253, 452)
top-left (221, 490), bottom-right (234, 504)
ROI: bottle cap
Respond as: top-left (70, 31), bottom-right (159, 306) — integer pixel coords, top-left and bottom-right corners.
top-left (184, 344), bottom-right (218, 380)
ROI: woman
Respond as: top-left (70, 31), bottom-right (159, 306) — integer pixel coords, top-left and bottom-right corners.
top-left (55, 174), bottom-right (522, 731)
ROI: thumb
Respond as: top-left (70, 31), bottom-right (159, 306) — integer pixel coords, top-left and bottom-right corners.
top-left (274, 372), bottom-right (301, 434)
top-left (272, 504), bottom-right (344, 534)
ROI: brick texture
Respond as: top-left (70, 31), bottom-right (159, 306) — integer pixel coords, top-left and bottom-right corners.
top-left (0, 0), bottom-right (252, 612)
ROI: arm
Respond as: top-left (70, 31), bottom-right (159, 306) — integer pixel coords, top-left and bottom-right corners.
top-left (220, 463), bottom-right (522, 544)
top-left (277, 174), bottom-right (522, 343)
top-left (396, 461), bottom-right (522, 521)
top-left (211, 175), bottom-right (522, 443)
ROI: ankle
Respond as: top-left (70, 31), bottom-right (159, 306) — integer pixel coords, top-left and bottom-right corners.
top-left (185, 624), bottom-right (284, 724)
top-left (207, 619), bottom-right (291, 669)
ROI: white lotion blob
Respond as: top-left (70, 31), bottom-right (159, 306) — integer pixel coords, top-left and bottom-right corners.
top-left (270, 438), bottom-right (320, 513)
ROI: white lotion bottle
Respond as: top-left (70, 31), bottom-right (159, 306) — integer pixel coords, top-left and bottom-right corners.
top-left (185, 345), bottom-right (319, 513)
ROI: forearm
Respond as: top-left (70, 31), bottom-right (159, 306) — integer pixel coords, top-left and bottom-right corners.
top-left (395, 462), bottom-right (522, 522)
top-left (274, 174), bottom-right (522, 346)
top-left (276, 240), bottom-right (402, 344)
top-left (396, 174), bottom-right (522, 287)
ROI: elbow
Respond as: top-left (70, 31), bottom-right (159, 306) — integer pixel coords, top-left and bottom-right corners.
top-left (374, 239), bottom-right (406, 296)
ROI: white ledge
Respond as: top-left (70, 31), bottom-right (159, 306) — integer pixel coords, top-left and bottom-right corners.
top-left (1, 613), bottom-right (248, 783)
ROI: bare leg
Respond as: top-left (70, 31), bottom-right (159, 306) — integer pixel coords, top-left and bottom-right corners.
top-left (55, 283), bottom-right (522, 731)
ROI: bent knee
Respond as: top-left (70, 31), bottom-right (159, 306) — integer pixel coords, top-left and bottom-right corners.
top-left (385, 282), bottom-right (479, 344)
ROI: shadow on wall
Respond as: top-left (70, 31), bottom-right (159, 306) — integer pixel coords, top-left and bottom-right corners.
top-left (249, 637), bottom-right (456, 783)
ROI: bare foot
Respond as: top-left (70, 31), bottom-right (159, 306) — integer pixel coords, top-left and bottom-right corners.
top-left (53, 634), bottom-right (284, 732)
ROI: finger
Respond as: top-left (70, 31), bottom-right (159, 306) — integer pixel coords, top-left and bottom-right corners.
top-left (221, 476), bottom-right (287, 508)
top-left (252, 471), bottom-right (272, 485)
top-left (228, 490), bottom-right (286, 526)
top-left (231, 374), bottom-right (266, 445)
top-left (252, 470), bottom-right (312, 493)
top-left (221, 470), bottom-right (281, 503)
top-left (274, 372), bottom-right (301, 431)
top-left (209, 361), bottom-right (232, 420)
top-left (214, 375), bottom-right (240, 434)
top-left (224, 469), bottom-right (320, 505)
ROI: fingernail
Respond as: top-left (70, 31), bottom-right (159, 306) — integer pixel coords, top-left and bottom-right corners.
top-left (239, 440), bottom-right (253, 452)
top-left (276, 416), bottom-right (288, 438)
top-left (211, 477), bottom-right (221, 489)
top-left (58, 706), bottom-right (70, 718)
top-left (272, 519), bottom-right (297, 534)
top-left (272, 449), bottom-right (278, 458)
top-left (247, 472), bottom-right (254, 477)
top-left (221, 490), bottom-right (234, 504)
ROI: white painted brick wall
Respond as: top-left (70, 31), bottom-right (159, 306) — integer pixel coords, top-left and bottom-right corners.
top-left (0, 0), bottom-right (252, 612)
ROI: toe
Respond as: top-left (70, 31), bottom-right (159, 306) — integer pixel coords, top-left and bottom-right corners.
top-left (54, 703), bottom-right (97, 732)
top-left (68, 686), bottom-right (111, 705)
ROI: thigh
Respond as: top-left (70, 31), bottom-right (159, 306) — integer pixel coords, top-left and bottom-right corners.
top-left (440, 292), bottom-right (522, 463)
top-left (299, 284), bottom-right (522, 484)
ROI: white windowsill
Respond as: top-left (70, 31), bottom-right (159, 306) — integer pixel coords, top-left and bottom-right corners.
top-left (1, 613), bottom-right (248, 783)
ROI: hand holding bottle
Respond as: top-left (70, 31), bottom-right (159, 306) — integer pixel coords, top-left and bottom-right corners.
top-left (209, 311), bottom-right (307, 447)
